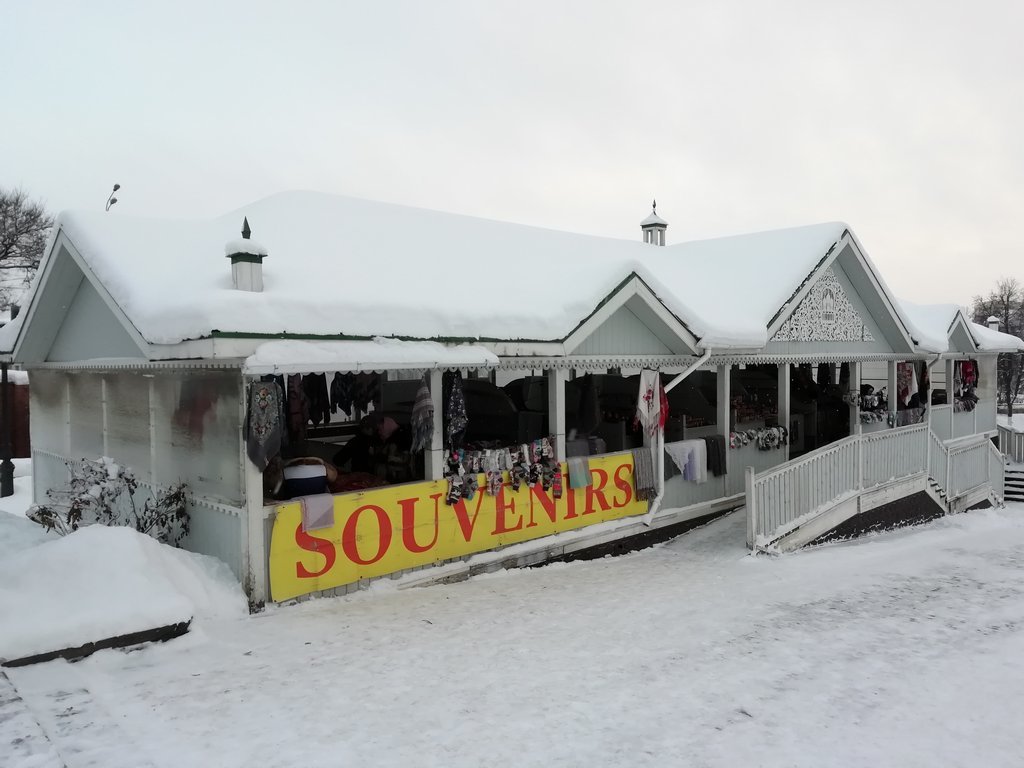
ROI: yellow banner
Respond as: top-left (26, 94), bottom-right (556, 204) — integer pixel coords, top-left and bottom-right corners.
top-left (269, 452), bottom-right (647, 601)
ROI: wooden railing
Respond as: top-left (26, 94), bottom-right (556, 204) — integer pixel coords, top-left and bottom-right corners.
top-left (998, 424), bottom-right (1024, 463)
top-left (744, 435), bottom-right (860, 547)
top-left (747, 425), bottom-right (1002, 550)
top-left (948, 438), bottom-right (990, 498)
top-left (989, 441), bottom-right (1005, 502)
top-left (861, 424), bottom-right (927, 487)
top-left (929, 430), bottom-right (948, 497)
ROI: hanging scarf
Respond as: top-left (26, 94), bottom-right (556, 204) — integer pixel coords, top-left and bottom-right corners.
top-left (410, 375), bottom-right (434, 453)
top-left (245, 379), bottom-right (285, 470)
top-left (631, 446), bottom-right (657, 501)
top-left (444, 371), bottom-right (468, 449)
top-left (635, 370), bottom-right (669, 436)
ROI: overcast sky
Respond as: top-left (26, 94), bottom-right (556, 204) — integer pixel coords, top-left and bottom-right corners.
top-left (4, 0), bottom-right (1022, 309)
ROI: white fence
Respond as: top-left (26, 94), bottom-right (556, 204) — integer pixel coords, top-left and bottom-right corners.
top-left (989, 441), bottom-right (1005, 501)
top-left (747, 425), bottom-right (1001, 549)
top-left (998, 424), bottom-right (1024, 463)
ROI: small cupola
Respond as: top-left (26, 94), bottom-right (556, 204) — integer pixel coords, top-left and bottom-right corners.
top-left (640, 200), bottom-right (668, 246)
top-left (987, 315), bottom-right (1000, 332)
top-left (225, 217), bottom-right (268, 292)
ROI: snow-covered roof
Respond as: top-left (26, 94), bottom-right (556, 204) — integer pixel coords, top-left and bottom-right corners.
top-left (896, 300), bottom-right (959, 353)
top-left (0, 312), bottom-right (25, 359)
top-left (242, 337), bottom-right (499, 375)
top-left (640, 210), bottom-right (668, 227)
top-left (896, 299), bottom-right (1024, 354)
top-left (224, 237), bottom-right (268, 258)
top-left (969, 322), bottom-right (1024, 352)
top-left (44, 192), bottom-right (851, 352)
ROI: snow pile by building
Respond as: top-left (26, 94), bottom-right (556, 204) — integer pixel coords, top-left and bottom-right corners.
top-left (0, 522), bottom-right (248, 664)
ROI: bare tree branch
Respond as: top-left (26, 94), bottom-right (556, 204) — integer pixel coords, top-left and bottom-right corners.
top-left (0, 187), bottom-right (53, 310)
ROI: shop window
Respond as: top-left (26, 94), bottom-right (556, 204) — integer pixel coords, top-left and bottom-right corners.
top-left (730, 365), bottom-right (778, 430)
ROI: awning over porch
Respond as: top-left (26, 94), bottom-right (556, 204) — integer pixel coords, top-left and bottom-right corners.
top-left (241, 337), bottom-right (499, 375)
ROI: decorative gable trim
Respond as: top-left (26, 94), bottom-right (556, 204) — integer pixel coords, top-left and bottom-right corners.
top-left (771, 268), bottom-right (874, 343)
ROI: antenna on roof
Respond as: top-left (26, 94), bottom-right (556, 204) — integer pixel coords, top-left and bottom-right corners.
top-left (105, 183), bottom-right (120, 212)
top-left (242, 217), bottom-right (251, 239)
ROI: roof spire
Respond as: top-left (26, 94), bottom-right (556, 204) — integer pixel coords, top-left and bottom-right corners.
top-left (241, 217), bottom-right (251, 240)
top-left (640, 200), bottom-right (668, 246)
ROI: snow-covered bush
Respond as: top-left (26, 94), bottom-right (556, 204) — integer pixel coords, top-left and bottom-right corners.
top-left (27, 457), bottom-right (190, 546)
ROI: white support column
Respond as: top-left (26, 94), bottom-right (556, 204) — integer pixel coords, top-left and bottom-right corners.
top-left (427, 369), bottom-right (444, 480)
top-left (64, 376), bottom-right (71, 455)
top-left (777, 363), bottom-right (790, 461)
top-left (717, 364), bottom-right (731, 476)
top-left (547, 367), bottom-right (568, 461)
top-left (888, 361), bottom-right (898, 425)
top-left (946, 358), bottom-right (956, 437)
top-left (240, 376), bottom-right (268, 605)
top-left (101, 376), bottom-right (110, 456)
top-left (849, 362), bottom-right (861, 435)
top-left (149, 376), bottom-right (158, 487)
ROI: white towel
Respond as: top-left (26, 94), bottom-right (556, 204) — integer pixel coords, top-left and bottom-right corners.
top-left (664, 441), bottom-right (695, 476)
top-left (301, 493), bottom-right (335, 531)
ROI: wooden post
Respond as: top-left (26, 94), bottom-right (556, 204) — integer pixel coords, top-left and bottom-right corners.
top-left (240, 376), bottom-right (268, 604)
top-left (427, 369), bottom-right (444, 480)
top-left (718, 364), bottom-right (731, 478)
top-left (946, 358), bottom-right (956, 437)
top-left (547, 367), bottom-right (568, 461)
top-left (0, 363), bottom-right (12, 497)
top-left (849, 361), bottom-right (861, 435)
top-left (777, 363), bottom-right (790, 461)
top-left (887, 361), bottom-right (898, 426)
top-left (745, 465), bottom-right (756, 549)
top-left (101, 376), bottom-right (110, 456)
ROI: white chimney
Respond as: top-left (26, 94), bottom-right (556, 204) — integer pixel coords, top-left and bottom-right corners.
top-left (225, 217), bottom-right (268, 292)
top-left (640, 199), bottom-right (668, 246)
top-left (987, 315), bottom-right (1000, 332)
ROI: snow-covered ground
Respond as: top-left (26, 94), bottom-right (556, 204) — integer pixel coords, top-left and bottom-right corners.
top-left (4, 478), bottom-right (1024, 767)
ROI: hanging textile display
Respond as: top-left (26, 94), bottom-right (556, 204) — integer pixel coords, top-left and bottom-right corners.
top-left (443, 371), bottom-right (468, 449)
top-left (330, 372), bottom-right (355, 417)
top-left (442, 437), bottom-right (561, 505)
top-left (410, 375), bottom-right (434, 453)
top-left (286, 374), bottom-right (309, 441)
top-left (728, 426), bottom-right (788, 450)
top-left (352, 372), bottom-right (380, 412)
top-left (896, 362), bottom-right (918, 406)
top-left (631, 447), bottom-right (657, 501)
top-left (245, 379), bottom-right (286, 469)
top-left (303, 373), bottom-right (331, 427)
top-left (567, 456), bottom-right (592, 489)
top-left (636, 370), bottom-right (668, 436)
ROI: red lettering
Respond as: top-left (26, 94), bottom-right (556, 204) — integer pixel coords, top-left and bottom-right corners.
top-left (584, 468), bottom-right (612, 515)
top-left (492, 484), bottom-right (524, 534)
top-left (451, 491), bottom-right (487, 542)
top-left (564, 474), bottom-right (578, 519)
top-left (611, 462), bottom-right (634, 508)
top-left (398, 493), bottom-right (442, 554)
top-left (341, 505), bottom-right (393, 566)
top-left (294, 523), bottom-right (336, 578)
top-left (527, 482), bottom-right (558, 528)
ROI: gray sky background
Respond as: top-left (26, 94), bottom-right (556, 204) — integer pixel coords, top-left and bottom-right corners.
top-left (4, 0), bottom-right (1022, 309)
